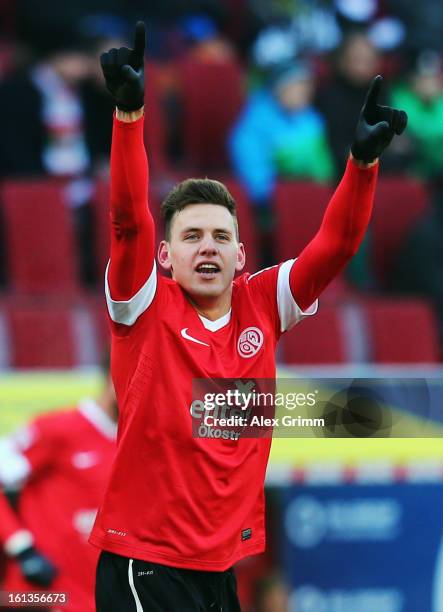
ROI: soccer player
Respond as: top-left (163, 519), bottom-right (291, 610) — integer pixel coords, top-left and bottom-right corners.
top-left (0, 374), bottom-right (117, 612)
top-left (91, 22), bottom-right (407, 611)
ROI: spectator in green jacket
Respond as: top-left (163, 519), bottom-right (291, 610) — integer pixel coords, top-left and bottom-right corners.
top-left (391, 49), bottom-right (443, 180)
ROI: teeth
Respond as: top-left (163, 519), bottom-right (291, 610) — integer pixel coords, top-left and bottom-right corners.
top-left (198, 264), bottom-right (218, 272)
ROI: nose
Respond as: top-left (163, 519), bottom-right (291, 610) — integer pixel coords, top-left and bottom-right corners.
top-left (198, 234), bottom-right (218, 255)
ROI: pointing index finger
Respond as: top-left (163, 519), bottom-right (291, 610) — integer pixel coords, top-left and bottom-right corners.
top-left (364, 74), bottom-right (383, 112)
top-left (133, 21), bottom-right (146, 59)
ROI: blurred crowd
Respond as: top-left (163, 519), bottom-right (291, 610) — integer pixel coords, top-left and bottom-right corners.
top-left (0, 0), bottom-right (443, 343)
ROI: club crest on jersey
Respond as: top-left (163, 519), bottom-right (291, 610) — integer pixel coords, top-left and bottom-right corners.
top-left (237, 327), bottom-right (264, 358)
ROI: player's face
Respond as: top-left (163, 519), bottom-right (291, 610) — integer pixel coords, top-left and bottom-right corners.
top-left (158, 204), bottom-right (245, 307)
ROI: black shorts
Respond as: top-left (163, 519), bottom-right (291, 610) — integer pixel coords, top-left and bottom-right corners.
top-left (95, 551), bottom-right (242, 612)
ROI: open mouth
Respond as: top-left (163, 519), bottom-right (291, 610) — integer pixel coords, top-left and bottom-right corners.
top-left (195, 263), bottom-right (221, 278)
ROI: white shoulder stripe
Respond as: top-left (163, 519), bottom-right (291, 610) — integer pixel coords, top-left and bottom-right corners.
top-left (0, 438), bottom-right (31, 489)
top-left (105, 261), bottom-right (157, 326)
top-left (128, 559), bottom-right (144, 612)
top-left (277, 259), bottom-right (318, 332)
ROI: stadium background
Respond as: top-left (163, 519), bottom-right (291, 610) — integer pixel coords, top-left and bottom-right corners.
top-left (1, 1), bottom-right (443, 611)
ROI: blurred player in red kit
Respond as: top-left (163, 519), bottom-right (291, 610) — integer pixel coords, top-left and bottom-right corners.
top-left (91, 21), bottom-right (407, 611)
top-left (0, 370), bottom-right (117, 612)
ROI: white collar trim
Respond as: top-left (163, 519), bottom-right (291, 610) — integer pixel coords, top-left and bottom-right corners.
top-left (78, 399), bottom-right (117, 441)
top-left (199, 309), bottom-right (232, 332)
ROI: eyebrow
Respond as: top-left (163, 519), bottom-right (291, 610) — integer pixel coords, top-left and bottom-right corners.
top-left (180, 227), bottom-right (233, 235)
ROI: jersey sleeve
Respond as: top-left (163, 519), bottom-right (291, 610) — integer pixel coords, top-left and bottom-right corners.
top-left (289, 157), bottom-right (378, 311)
top-left (246, 261), bottom-right (318, 336)
top-left (0, 489), bottom-right (34, 556)
top-left (246, 159), bottom-right (377, 333)
top-left (105, 114), bottom-right (157, 327)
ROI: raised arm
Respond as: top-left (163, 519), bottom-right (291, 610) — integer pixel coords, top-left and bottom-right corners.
top-left (100, 22), bottom-right (155, 301)
top-left (290, 76), bottom-right (408, 311)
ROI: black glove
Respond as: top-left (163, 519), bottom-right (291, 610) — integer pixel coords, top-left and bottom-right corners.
top-left (351, 75), bottom-right (408, 163)
top-left (100, 21), bottom-right (146, 112)
top-left (16, 545), bottom-right (58, 588)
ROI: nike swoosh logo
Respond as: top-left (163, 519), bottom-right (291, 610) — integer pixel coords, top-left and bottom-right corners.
top-left (180, 328), bottom-right (210, 347)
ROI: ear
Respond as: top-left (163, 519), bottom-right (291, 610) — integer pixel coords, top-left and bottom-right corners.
top-left (236, 242), bottom-right (246, 272)
top-left (158, 240), bottom-right (172, 271)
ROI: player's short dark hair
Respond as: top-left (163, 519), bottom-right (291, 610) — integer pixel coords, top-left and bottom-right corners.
top-left (161, 178), bottom-right (238, 241)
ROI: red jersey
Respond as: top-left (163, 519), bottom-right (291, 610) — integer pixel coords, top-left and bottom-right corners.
top-left (90, 261), bottom-right (317, 570)
top-left (89, 115), bottom-right (377, 571)
top-left (0, 400), bottom-right (116, 612)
